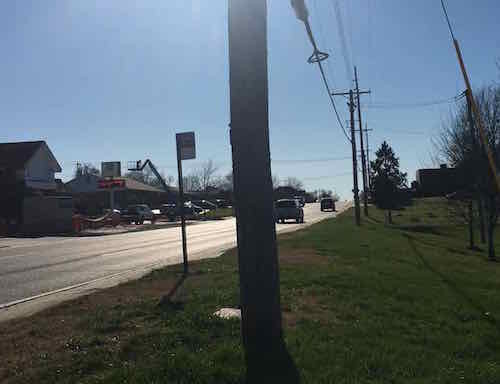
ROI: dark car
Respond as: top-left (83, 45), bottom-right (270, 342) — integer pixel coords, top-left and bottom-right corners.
top-left (214, 199), bottom-right (230, 208)
top-left (320, 198), bottom-right (336, 212)
top-left (160, 203), bottom-right (177, 221)
top-left (192, 200), bottom-right (217, 211)
top-left (122, 204), bottom-right (156, 224)
top-left (275, 199), bottom-right (304, 224)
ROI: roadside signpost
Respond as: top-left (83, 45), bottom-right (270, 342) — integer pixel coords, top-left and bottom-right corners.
top-left (176, 132), bottom-right (196, 275)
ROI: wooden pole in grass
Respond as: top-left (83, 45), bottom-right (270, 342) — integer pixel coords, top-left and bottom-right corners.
top-left (229, 1), bottom-right (296, 381)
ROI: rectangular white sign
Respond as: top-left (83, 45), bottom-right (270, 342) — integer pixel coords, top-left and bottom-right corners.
top-left (176, 132), bottom-right (196, 160)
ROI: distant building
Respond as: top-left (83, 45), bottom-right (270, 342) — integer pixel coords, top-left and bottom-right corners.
top-left (0, 140), bottom-right (62, 190)
top-left (66, 174), bottom-right (170, 215)
top-left (415, 164), bottom-right (464, 197)
top-left (0, 140), bottom-right (72, 234)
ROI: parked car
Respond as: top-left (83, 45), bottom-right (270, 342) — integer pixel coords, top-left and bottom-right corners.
top-left (192, 200), bottom-right (217, 211)
top-left (185, 201), bottom-right (205, 215)
top-left (275, 199), bottom-right (304, 224)
top-left (160, 203), bottom-right (177, 221)
top-left (214, 199), bottom-right (230, 208)
top-left (320, 198), bottom-right (336, 212)
top-left (122, 204), bottom-right (156, 224)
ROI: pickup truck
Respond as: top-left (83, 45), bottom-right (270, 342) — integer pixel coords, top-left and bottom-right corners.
top-left (121, 204), bottom-right (156, 225)
top-left (275, 199), bottom-right (304, 224)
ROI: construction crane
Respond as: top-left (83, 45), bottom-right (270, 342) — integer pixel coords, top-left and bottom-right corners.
top-left (128, 159), bottom-right (172, 195)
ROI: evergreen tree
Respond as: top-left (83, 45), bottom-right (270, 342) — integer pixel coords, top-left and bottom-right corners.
top-left (370, 141), bottom-right (408, 223)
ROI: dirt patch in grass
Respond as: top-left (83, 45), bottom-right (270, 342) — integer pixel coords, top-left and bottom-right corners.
top-left (279, 247), bottom-right (328, 266)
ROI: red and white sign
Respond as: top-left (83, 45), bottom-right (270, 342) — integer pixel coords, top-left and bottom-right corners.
top-left (98, 179), bottom-right (125, 189)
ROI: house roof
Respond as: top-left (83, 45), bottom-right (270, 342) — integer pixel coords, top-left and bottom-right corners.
top-left (123, 177), bottom-right (166, 193)
top-left (0, 141), bottom-right (45, 169)
top-left (0, 140), bottom-right (62, 173)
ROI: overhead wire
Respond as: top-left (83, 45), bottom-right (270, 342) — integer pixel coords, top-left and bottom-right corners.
top-left (329, 0), bottom-right (353, 83)
top-left (363, 92), bottom-right (465, 109)
top-left (293, 0), bottom-right (351, 143)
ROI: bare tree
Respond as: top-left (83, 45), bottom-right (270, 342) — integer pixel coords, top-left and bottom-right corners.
top-left (214, 172), bottom-right (234, 191)
top-left (283, 176), bottom-right (303, 190)
top-left (74, 163), bottom-right (100, 178)
top-left (188, 160), bottom-right (219, 191)
top-left (435, 85), bottom-right (500, 260)
top-left (183, 174), bottom-right (202, 192)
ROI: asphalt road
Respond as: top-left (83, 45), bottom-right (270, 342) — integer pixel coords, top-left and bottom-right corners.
top-left (0, 202), bottom-right (349, 314)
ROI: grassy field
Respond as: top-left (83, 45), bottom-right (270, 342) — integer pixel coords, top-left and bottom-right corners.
top-left (2, 198), bottom-right (500, 383)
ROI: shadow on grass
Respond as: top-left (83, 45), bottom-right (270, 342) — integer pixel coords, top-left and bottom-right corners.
top-left (405, 234), bottom-right (500, 333)
top-left (245, 339), bottom-right (300, 383)
top-left (157, 273), bottom-right (187, 310)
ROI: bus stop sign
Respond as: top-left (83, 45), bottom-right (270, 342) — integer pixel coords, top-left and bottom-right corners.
top-left (176, 132), bottom-right (196, 160)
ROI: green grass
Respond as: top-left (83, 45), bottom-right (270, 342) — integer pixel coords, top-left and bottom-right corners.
top-left (202, 207), bottom-right (235, 220)
top-left (2, 198), bottom-right (500, 383)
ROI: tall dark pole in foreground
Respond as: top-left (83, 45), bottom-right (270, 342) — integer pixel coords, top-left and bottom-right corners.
top-left (229, 1), bottom-right (294, 381)
top-left (349, 90), bottom-right (361, 225)
top-left (176, 139), bottom-right (188, 275)
top-left (354, 67), bottom-right (370, 216)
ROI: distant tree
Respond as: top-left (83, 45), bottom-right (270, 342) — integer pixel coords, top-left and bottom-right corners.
top-left (370, 141), bottom-right (408, 224)
top-left (124, 168), bottom-right (174, 189)
top-left (74, 163), bottom-right (100, 178)
top-left (314, 189), bottom-right (333, 199)
top-left (283, 177), bottom-right (303, 191)
top-left (183, 174), bottom-right (202, 192)
top-left (214, 172), bottom-right (234, 192)
top-left (199, 160), bottom-right (219, 192)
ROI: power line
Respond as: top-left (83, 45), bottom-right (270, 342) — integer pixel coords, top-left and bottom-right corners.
top-left (291, 0), bottom-right (351, 143)
top-left (330, 0), bottom-right (353, 82)
top-left (440, 0), bottom-right (456, 40)
top-left (302, 171), bottom-right (352, 181)
top-left (272, 156), bottom-right (351, 163)
top-left (363, 93), bottom-right (465, 109)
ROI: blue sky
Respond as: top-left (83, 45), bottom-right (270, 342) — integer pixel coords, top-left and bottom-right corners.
top-left (1, 0), bottom-right (499, 198)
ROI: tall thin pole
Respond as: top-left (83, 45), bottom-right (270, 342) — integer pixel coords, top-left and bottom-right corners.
top-left (229, 0), bottom-right (290, 381)
top-left (365, 123), bottom-right (371, 190)
top-left (349, 90), bottom-right (361, 226)
top-left (354, 66), bottom-right (369, 216)
top-left (176, 141), bottom-right (188, 275)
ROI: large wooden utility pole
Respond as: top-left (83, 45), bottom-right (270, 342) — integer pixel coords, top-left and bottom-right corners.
top-left (354, 67), bottom-right (370, 216)
top-left (228, 1), bottom-right (291, 381)
top-left (349, 90), bottom-right (361, 225)
top-left (333, 89), bottom-right (361, 225)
